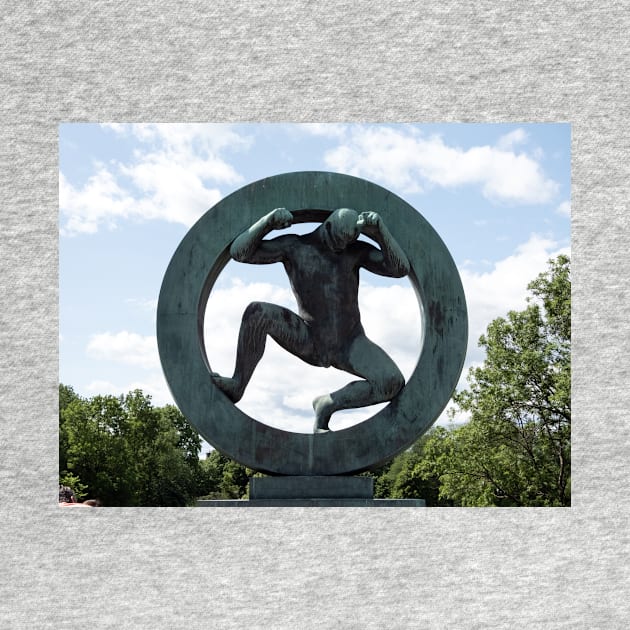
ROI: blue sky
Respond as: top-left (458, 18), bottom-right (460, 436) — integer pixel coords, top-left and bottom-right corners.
top-left (59, 123), bottom-right (570, 445)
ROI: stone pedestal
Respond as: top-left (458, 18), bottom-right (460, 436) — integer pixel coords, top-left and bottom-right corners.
top-left (250, 475), bottom-right (373, 499)
top-left (197, 498), bottom-right (426, 506)
top-left (196, 475), bottom-right (426, 506)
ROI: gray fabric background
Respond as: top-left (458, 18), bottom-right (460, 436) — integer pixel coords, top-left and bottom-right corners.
top-left (1, 2), bottom-right (628, 627)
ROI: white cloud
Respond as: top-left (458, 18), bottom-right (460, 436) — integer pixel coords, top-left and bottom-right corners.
top-left (297, 123), bottom-right (349, 138)
top-left (460, 233), bottom-right (570, 366)
top-left (556, 200), bottom-right (571, 217)
top-left (358, 283), bottom-right (422, 371)
top-left (59, 168), bottom-right (135, 235)
top-left (323, 126), bottom-right (559, 204)
top-left (86, 331), bottom-right (159, 370)
top-left (60, 124), bottom-right (251, 235)
top-left (84, 330), bottom-right (172, 406)
top-left (422, 233), bottom-right (569, 426)
top-left (85, 376), bottom-right (174, 407)
top-left (103, 123), bottom-right (250, 159)
top-left (496, 128), bottom-right (528, 150)
top-left (102, 123), bottom-right (126, 134)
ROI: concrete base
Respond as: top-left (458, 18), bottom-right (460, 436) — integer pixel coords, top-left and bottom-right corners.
top-left (249, 475), bottom-right (373, 500)
top-left (197, 475), bottom-right (425, 506)
top-left (197, 498), bottom-right (426, 507)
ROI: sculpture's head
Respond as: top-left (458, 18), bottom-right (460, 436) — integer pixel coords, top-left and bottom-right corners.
top-left (322, 208), bottom-right (361, 252)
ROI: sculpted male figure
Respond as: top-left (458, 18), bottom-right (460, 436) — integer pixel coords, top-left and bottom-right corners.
top-left (212, 207), bottom-right (411, 432)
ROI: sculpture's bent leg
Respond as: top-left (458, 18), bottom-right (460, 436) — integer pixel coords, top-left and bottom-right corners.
top-left (213, 301), bottom-right (315, 402)
top-left (312, 335), bottom-right (404, 432)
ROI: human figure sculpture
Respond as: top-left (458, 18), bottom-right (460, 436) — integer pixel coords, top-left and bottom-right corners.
top-left (212, 207), bottom-right (410, 433)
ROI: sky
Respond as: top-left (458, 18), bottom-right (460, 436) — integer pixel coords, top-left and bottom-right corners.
top-left (59, 123), bottom-right (570, 450)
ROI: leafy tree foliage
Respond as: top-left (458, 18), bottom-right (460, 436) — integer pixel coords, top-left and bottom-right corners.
top-left (388, 433), bottom-right (451, 506)
top-left (361, 435), bottom-right (446, 505)
top-left (362, 256), bottom-right (571, 506)
top-left (415, 255), bottom-right (571, 506)
top-left (59, 387), bottom-right (203, 506)
top-left (197, 450), bottom-right (250, 499)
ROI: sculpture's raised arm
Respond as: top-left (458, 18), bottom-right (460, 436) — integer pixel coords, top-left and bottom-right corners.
top-left (358, 211), bottom-right (410, 278)
top-left (229, 208), bottom-right (293, 263)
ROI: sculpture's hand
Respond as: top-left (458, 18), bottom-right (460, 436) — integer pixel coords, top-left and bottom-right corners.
top-left (358, 210), bottom-right (410, 277)
top-left (358, 211), bottom-right (381, 227)
top-left (267, 207), bottom-right (293, 230)
top-left (357, 211), bottom-right (381, 234)
top-left (230, 208), bottom-right (293, 262)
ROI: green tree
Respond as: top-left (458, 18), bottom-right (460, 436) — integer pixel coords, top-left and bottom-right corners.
top-left (197, 450), bottom-right (250, 499)
top-left (59, 383), bottom-right (80, 475)
top-left (220, 459), bottom-right (250, 499)
top-left (59, 385), bottom-right (204, 506)
top-left (418, 255), bottom-right (571, 506)
top-left (159, 404), bottom-right (202, 465)
top-left (62, 393), bottom-right (136, 505)
top-left (389, 431), bottom-right (450, 505)
top-left (360, 460), bottom-right (396, 498)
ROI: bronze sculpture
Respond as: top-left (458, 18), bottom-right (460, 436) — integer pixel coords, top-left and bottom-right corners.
top-left (157, 171), bottom-right (467, 477)
top-left (212, 207), bottom-right (409, 432)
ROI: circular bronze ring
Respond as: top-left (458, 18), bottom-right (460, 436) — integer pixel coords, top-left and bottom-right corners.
top-left (157, 171), bottom-right (467, 475)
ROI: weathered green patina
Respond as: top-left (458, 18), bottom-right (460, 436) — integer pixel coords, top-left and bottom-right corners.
top-left (157, 171), bottom-right (467, 475)
top-left (211, 205), bottom-right (410, 433)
